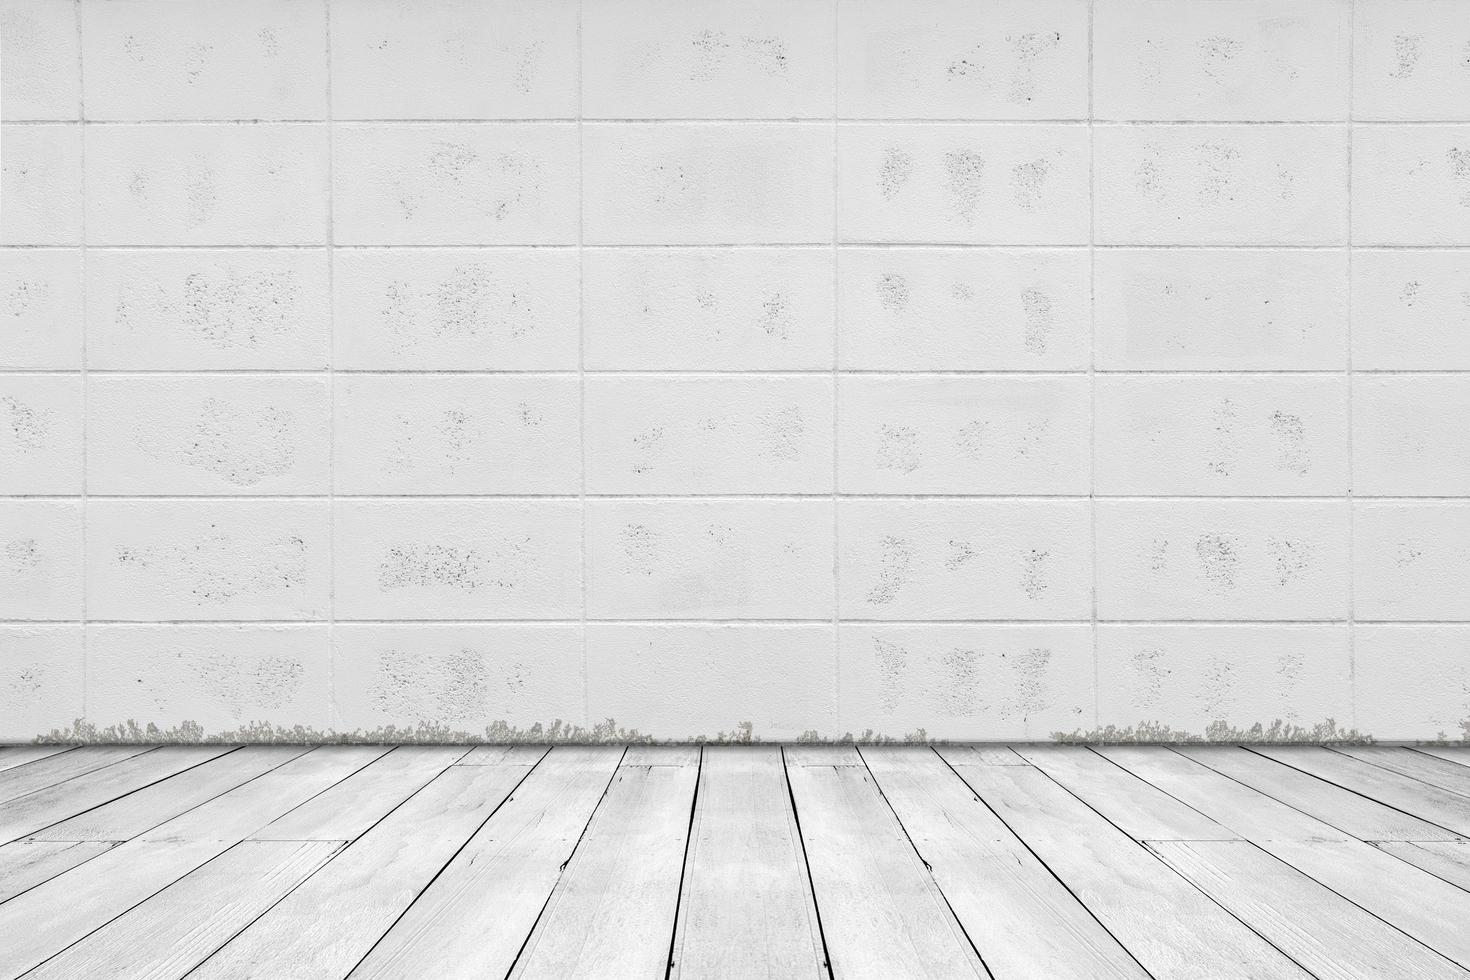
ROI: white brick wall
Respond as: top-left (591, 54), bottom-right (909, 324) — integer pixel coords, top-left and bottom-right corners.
top-left (2, 0), bottom-right (1468, 743)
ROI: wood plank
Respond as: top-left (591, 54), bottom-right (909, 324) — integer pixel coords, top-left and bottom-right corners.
top-left (510, 746), bottom-right (699, 978)
top-left (251, 745), bottom-right (472, 842)
top-left (1097, 746), bottom-right (1352, 842)
top-left (351, 746), bottom-right (625, 979)
top-left (1414, 747), bottom-right (1470, 769)
top-left (0, 746), bottom-right (233, 843)
top-left (29, 746), bottom-right (306, 842)
top-left (1150, 840), bottom-right (1466, 980)
top-left (947, 745), bottom-right (1029, 766)
top-left (137, 746), bottom-right (388, 843)
top-left (669, 747), bottom-right (825, 980)
top-left (0, 840), bottom-right (114, 903)
top-left (783, 744), bottom-right (865, 766)
top-left (457, 744), bottom-right (549, 765)
top-left (1372, 841), bottom-right (1470, 891)
top-left (1331, 746), bottom-right (1470, 799)
top-left (193, 752), bottom-right (543, 980)
top-left (623, 744), bottom-right (701, 766)
top-left (0, 746), bottom-right (385, 977)
top-left (1176, 746), bottom-right (1459, 841)
top-left (939, 750), bottom-right (1308, 980)
top-left (1100, 747), bottom-right (1470, 968)
top-left (1251, 746), bottom-right (1470, 837)
top-left (0, 746), bottom-right (152, 803)
top-left (25, 840), bottom-right (341, 980)
top-left (863, 747), bottom-right (1145, 980)
top-left (786, 752), bottom-right (987, 979)
top-left (0, 746), bottom-right (74, 774)
top-left (1012, 745), bottom-right (1236, 841)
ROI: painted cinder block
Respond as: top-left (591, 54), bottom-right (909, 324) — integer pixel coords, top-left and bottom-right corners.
top-left (84, 124), bottom-right (329, 245)
top-left (0, 124), bottom-right (83, 245)
top-left (1352, 250), bottom-right (1470, 370)
top-left (1094, 124), bottom-right (1349, 245)
top-left (837, 375), bottom-right (1090, 495)
top-left (86, 500), bottom-right (331, 621)
top-left (1353, 0), bottom-right (1470, 122)
top-left (1093, 249), bottom-right (1348, 371)
top-left (1096, 624), bottom-right (1352, 737)
top-left (586, 624), bottom-right (836, 740)
top-left (1354, 502), bottom-right (1470, 622)
top-left (1355, 626), bottom-right (1470, 740)
top-left (0, 500), bottom-right (83, 621)
top-left (0, 626), bottom-right (83, 741)
top-left (583, 123), bottom-right (835, 246)
top-left (1094, 376), bottom-right (1350, 496)
top-left (1095, 500), bottom-right (1350, 621)
top-left (584, 375), bottom-right (834, 494)
top-left (836, 247), bottom-right (1090, 371)
top-left (1093, 0), bottom-right (1350, 122)
top-left (1352, 125), bottom-right (1470, 245)
top-left (333, 624), bottom-right (584, 735)
top-left (333, 500), bottom-right (582, 620)
top-left (329, 0), bottom-right (578, 120)
top-left (85, 249), bottom-right (330, 371)
top-left (87, 376), bottom-right (330, 495)
top-left (838, 123), bottom-right (1089, 244)
top-left (80, 0), bottom-right (328, 120)
top-left (583, 247), bottom-right (835, 371)
top-left (585, 499), bottom-right (834, 620)
top-left (0, 249), bottom-right (84, 370)
top-left (584, 0), bottom-right (834, 119)
top-left (837, 499), bottom-right (1092, 620)
top-left (0, 375), bottom-right (83, 495)
top-left (0, 0), bottom-right (81, 120)
top-left (1352, 376), bottom-right (1470, 496)
top-left (332, 248), bottom-right (579, 371)
top-left (837, 0), bottom-right (1089, 121)
top-left (86, 624), bottom-right (332, 736)
top-left (333, 374), bottom-right (581, 495)
top-left (332, 123), bottom-right (578, 245)
top-left (838, 623), bottom-right (1094, 740)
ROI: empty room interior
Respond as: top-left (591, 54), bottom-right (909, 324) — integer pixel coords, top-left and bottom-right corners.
top-left (3, 0), bottom-right (1470, 976)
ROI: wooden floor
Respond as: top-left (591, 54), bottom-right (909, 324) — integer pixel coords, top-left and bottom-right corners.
top-left (2, 745), bottom-right (1470, 979)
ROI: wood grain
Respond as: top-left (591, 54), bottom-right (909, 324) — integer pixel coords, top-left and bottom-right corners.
top-left (511, 746), bottom-right (699, 978)
top-left (942, 751), bottom-right (1308, 980)
top-left (25, 840), bottom-right (342, 980)
top-left (30, 746), bottom-right (305, 842)
top-left (350, 746), bottom-right (625, 979)
top-left (1176, 746), bottom-right (1459, 841)
top-left (670, 746), bottom-right (826, 980)
top-left (193, 752), bottom-right (542, 979)
top-left (787, 751), bottom-right (988, 979)
top-left (865, 746), bottom-right (1145, 979)
top-left (1151, 840), bottom-right (1466, 980)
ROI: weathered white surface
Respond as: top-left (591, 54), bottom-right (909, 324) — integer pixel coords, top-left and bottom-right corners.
top-left (2, 0), bottom-right (1469, 742)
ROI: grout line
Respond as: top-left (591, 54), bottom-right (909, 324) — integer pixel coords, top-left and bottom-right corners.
top-left (3, 367), bottom-right (1466, 376)
top-left (1345, 0), bottom-right (1358, 734)
top-left (578, 0), bottom-right (590, 731)
top-left (324, 0), bottom-right (337, 734)
top-left (831, 0), bottom-right (842, 737)
top-left (12, 116), bottom-right (1470, 126)
top-left (75, 0), bottom-right (89, 724)
top-left (10, 493), bottom-right (1469, 500)
top-left (20, 618), bottom-right (1468, 627)
top-left (1087, 0), bottom-right (1099, 732)
top-left (14, 241), bottom-right (1470, 250)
